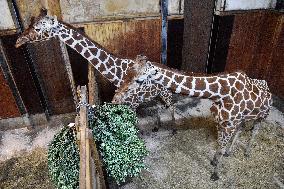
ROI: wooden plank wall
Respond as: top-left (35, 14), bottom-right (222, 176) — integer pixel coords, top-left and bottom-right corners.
top-left (1, 35), bottom-right (44, 114)
top-left (82, 19), bottom-right (161, 102)
top-left (29, 39), bottom-right (75, 114)
top-left (225, 11), bottom-right (284, 98)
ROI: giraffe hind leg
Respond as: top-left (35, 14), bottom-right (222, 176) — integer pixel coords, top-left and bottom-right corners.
top-left (211, 126), bottom-right (237, 181)
top-left (244, 120), bottom-right (261, 157)
top-left (224, 122), bottom-right (244, 157)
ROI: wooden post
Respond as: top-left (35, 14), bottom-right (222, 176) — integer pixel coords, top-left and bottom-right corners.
top-left (77, 86), bottom-right (95, 189)
top-left (77, 85), bottom-right (106, 189)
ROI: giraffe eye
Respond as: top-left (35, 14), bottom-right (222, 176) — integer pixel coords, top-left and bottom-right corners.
top-left (135, 79), bottom-right (143, 84)
top-left (35, 28), bottom-right (40, 32)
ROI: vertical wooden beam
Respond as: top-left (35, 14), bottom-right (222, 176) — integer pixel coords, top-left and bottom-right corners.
top-left (182, 0), bottom-right (215, 72)
top-left (79, 86), bottom-right (88, 189)
top-left (161, 0), bottom-right (168, 65)
top-left (60, 41), bottom-right (78, 105)
top-left (88, 65), bottom-right (100, 105)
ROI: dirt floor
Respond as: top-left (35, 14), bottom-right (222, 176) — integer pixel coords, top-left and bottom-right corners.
top-left (0, 98), bottom-right (283, 189)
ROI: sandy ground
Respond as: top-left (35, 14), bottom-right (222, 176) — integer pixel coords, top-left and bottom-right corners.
top-left (0, 98), bottom-right (283, 189)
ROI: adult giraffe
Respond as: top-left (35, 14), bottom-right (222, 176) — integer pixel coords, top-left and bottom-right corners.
top-left (112, 55), bottom-right (273, 180)
top-left (15, 9), bottom-right (174, 124)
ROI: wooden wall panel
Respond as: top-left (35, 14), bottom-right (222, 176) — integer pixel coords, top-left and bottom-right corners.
top-left (29, 39), bottom-right (75, 114)
top-left (226, 11), bottom-right (284, 98)
top-left (0, 67), bottom-right (20, 119)
top-left (82, 19), bottom-right (161, 102)
top-left (83, 19), bottom-right (161, 62)
top-left (1, 35), bottom-right (44, 114)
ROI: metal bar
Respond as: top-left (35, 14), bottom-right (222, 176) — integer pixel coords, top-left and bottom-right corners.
top-left (161, 0), bottom-right (168, 65)
top-left (10, 0), bottom-right (52, 119)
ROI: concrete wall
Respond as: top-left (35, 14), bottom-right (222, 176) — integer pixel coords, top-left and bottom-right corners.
top-left (60, 0), bottom-right (183, 23)
top-left (0, 0), bottom-right (15, 30)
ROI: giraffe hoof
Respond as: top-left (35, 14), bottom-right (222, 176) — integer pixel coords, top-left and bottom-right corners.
top-left (224, 151), bottom-right (230, 157)
top-left (172, 128), bottom-right (177, 135)
top-left (210, 173), bottom-right (219, 181)
top-left (244, 152), bottom-right (250, 158)
top-left (152, 127), bottom-right (159, 132)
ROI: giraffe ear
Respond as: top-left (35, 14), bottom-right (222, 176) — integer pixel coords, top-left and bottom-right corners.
top-left (40, 8), bottom-right (48, 17)
top-left (30, 16), bottom-right (35, 25)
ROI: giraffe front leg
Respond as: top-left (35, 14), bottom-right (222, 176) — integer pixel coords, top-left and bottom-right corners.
top-left (159, 88), bottom-right (175, 126)
top-left (211, 126), bottom-right (236, 181)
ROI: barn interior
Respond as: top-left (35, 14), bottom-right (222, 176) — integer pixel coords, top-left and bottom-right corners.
top-left (0, 0), bottom-right (283, 188)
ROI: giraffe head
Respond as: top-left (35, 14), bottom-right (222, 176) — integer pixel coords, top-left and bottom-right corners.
top-left (15, 9), bottom-right (59, 48)
top-left (132, 55), bottom-right (159, 83)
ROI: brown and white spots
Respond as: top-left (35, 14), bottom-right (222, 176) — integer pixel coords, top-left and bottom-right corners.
top-left (246, 100), bottom-right (254, 110)
top-left (72, 31), bottom-right (83, 40)
top-left (243, 89), bottom-right (250, 100)
top-left (74, 43), bottom-right (83, 52)
top-left (84, 50), bottom-right (91, 58)
top-left (240, 100), bottom-right (246, 112)
top-left (203, 91), bottom-right (212, 98)
top-left (195, 78), bottom-right (207, 91)
top-left (224, 102), bottom-right (233, 111)
top-left (220, 80), bottom-right (231, 96)
top-left (250, 92), bottom-right (257, 101)
top-left (209, 83), bottom-right (219, 94)
top-left (231, 105), bottom-right (239, 116)
top-left (233, 92), bottom-right (243, 104)
top-left (81, 41), bottom-right (87, 47)
top-left (221, 109), bottom-right (229, 120)
top-left (207, 77), bottom-right (217, 83)
top-left (65, 38), bottom-right (74, 45)
top-left (235, 81), bottom-right (244, 91)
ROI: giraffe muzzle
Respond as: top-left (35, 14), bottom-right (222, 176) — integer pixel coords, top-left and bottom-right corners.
top-left (15, 36), bottom-right (30, 48)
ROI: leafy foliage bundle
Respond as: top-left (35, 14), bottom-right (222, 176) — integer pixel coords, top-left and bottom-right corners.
top-left (90, 104), bottom-right (148, 184)
top-left (47, 126), bottom-right (80, 189)
top-left (47, 104), bottom-right (148, 187)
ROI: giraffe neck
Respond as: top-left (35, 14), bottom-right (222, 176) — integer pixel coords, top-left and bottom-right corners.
top-left (54, 22), bottom-right (134, 87)
top-left (151, 63), bottom-right (238, 100)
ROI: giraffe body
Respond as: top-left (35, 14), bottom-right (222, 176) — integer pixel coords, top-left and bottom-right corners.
top-left (112, 55), bottom-right (273, 179)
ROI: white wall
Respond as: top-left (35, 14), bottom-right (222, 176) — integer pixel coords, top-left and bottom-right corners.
top-left (216, 0), bottom-right (277, 11)
top-left (225, 0), bottom-right (276, 10)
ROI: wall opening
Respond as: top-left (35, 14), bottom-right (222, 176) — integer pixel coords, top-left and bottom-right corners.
top-left (167, 18), bottom-right (184, 69)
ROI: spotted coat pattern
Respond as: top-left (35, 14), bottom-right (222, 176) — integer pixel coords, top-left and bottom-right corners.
top-left (113, 56), bottom-right (273, 151)
top-left (16, 12), bottom-right (134, 88)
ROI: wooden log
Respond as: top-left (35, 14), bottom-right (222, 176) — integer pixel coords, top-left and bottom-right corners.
top-left (79, 86), bottom-right (88, 189)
